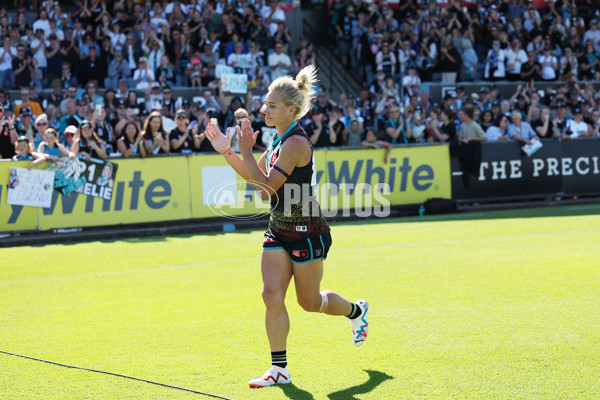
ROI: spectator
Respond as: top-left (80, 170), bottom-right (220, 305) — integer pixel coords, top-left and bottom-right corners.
top-left (560, 47), bottom-right (579, 81)
top-left (155, 55), bottom-right (175, 87)
top-left (262, 0), bottom-right (285, 37)
top-left (345, 118), bottom-right (363, 147)
top-left (59, 62), bottom-right (78, 89)
top-left (29, 128), bottom-right (74, 168)
top-left (430, 109), bottom-right (457, 142)
top-left (579, 43), bottom-right (600, 81)
top-left (336, 4), bottom-right (356, 69)
top-left (306, 106), bottom-right (331, 148)
top-left (505, 38), bottom-right (527, 81)
top-left (361, 128), bottom-right (391, 163)
top-left (458, 106), bottom-right (487, 143)
top-left (508, 110), bottom-right (538, 145)
top-left (484, 40), bottom-right (506, 81)
top-left (91, 106), bottom-right (115, 154)
top-left (538, 46), bottom-right (558, 81)
top-left (486, 114), bottom-right (510, 141)
top-left (14, 89), bottom-right (42, 118)
top-left (460, 39), bottom-right (478, 82)
top-left (71, 119), bottom-right (107, 161)
top-left (0, 105), bottom-right (18, 159)
top-left (169, 109), bottom-right (200, 154)
top-left (383, 104), bottom-right (407, 145)
top-left (563, 108), bottom-right (590, 139)
top-left (133, 57), bottom-right (154, 90)
top-left (142, 110), bottom-right (170, 155)
top-left (0, 37), bottom-right (15, 89)
top-left (408, 108), bottom-right (427, 143)
top-left (329, 106), bottom-right (346, 146)
top-left (268, 43), bottom-right (292, 81)
top-left (12, 44), bottom-right (33, 89)
top-left (105, 51), bottom-right (132, 89)
top-left (117, 121), bottom-right (146, 158)
top-left (12, 135), bottom-right (33, 161)
top-left (401, 66), bottom-right (421, 94)
top-left (532, 107), bottom-right (558, 139)
top-left (439, 40), bottom-right (462, 83)
top-left (375, 41), bottom-right (397, 77)
top-left (583, 19), bottom-right (600, 55)
top-left (61, 124), bottom-right (77, 149)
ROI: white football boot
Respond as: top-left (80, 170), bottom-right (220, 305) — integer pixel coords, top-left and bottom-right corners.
top-left (350, 300), bottom-right (369, 346)
top-left (248, 365), bottom-right (291, 388)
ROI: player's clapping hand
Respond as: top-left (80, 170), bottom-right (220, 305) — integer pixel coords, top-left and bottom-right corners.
top-left (237, 118), bottom-right (259, 154)
top-left (205, 121), bottom-right (232, 153)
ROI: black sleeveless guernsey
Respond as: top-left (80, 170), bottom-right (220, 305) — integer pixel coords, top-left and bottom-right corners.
top-left (265, 122), bottom-right (330, 241)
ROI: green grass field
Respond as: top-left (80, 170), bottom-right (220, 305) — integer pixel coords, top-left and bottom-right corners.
top-left (1, 205), bottom-right (600, 400)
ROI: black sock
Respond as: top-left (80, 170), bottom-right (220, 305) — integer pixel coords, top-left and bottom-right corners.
top-left (271, 350), bottom-right (287, 368)
top-left (346, 303), bottom-right (361, 319)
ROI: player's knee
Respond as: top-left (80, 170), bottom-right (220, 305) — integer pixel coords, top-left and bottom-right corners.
top-left (262, 288), bottom-right (285, 310)
top-left (297, 295), bottom-right (320, 313)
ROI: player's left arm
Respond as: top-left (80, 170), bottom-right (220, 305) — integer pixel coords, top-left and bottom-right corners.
top-left (241, 134), bottom-right (306, 199)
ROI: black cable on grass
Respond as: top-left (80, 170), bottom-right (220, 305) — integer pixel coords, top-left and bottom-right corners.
top-left (0, 350), bottom-right (234, 400)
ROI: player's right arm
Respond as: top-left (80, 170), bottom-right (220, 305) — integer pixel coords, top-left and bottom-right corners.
top-left (205, 121), bottom-right (268, 181)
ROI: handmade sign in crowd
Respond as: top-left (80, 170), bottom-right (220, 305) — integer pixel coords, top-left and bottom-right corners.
top-left (45, 156), bottom-right (118, 201)
top-left (7, 167), bottom-right (56, 208)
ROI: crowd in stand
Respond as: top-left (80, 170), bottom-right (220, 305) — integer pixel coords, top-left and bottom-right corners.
top-left (1, 0), bottom-right (600, 165)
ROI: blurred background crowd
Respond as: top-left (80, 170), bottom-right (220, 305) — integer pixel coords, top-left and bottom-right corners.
top-left (0, 0), bottom-right (599, 165)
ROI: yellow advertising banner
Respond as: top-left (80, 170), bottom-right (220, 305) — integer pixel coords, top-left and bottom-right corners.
top-left (189, 152), bottom-right (280, 219)
top-left (1, 146), bottom-right (451, 233)
top-left (318, 146), bottom-right (451, 210)
top-left (0, 161), bottom-right (40, 232)
top-left (37, 157), bottom-right (192, 230)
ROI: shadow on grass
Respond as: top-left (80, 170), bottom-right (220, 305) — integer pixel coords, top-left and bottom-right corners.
top-left (275, 369), bottom-right (393, 400)
top-left (327, 370), bottom-right (393, 400)
top-left (278, 382), bottom-right (317, 400)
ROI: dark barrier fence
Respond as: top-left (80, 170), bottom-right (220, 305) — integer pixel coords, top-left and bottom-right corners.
top-left (451, 138), bottom-right (600, 202)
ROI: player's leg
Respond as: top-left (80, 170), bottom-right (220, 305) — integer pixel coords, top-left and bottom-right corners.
top-left (261, 248), bottom-right (293, 352)
top-left (292, 258), bottom-right (353, 316)
top-left (294, 259), bottom-right (369, 346)
top-left (249, 248), bottom-right (293, 388)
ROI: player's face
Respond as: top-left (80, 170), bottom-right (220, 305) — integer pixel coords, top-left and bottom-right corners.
top-left (261, 90), bottom-right (295, 127)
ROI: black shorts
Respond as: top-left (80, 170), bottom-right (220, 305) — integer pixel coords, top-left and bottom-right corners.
top-left (263, 230), bottom-right (332, 264)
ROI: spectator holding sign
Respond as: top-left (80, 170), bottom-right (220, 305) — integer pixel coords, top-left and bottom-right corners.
top-left (71, 120), bottom-right (107, 161)
top-left (29, 128), bottom-right (74, 169)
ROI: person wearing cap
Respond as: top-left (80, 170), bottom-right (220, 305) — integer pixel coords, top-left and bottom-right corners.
top-left (564, 108), bottom-right (590, 139)
top-left (12, 135), bottom-right (33, 161)
top-left (71, 120), bottom-right (107, 161)
top-left (169, 109), bottom-right (200, 154)
top-left (61, 125), bottom-right (78, 149)
top-left (133, 56), bottom-right (155, 90)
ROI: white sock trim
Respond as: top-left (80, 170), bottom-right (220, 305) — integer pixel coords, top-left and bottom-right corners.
top-left (319, 291), bottom-right (328, 313)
